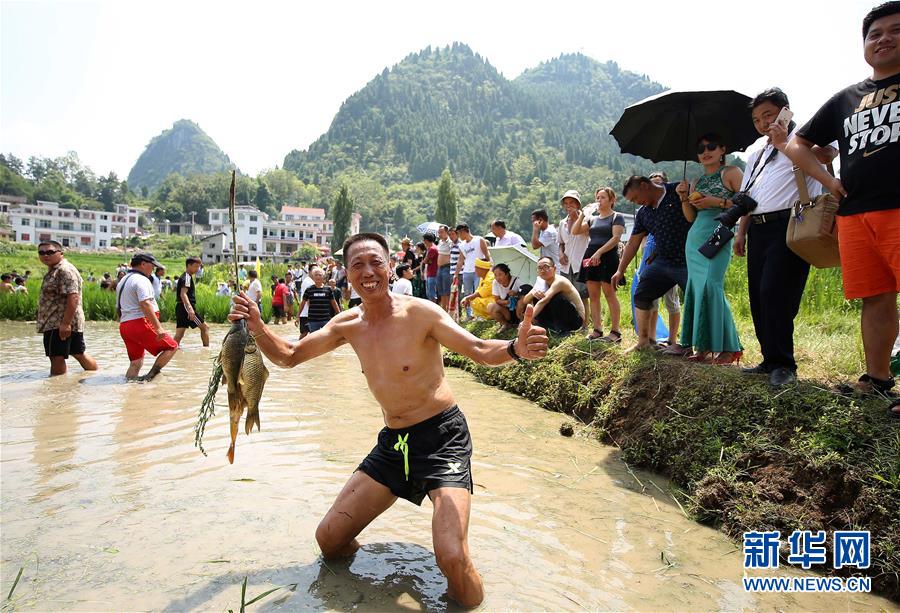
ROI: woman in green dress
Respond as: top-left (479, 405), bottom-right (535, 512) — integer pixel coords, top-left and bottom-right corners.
top-left (675, 133), bottom-right (744, 364)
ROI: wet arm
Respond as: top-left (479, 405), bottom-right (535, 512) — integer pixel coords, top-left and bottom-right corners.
top-left (139, 299), bottom-right (164, 333)
top-left (430, 304), bottom-right (520, 366)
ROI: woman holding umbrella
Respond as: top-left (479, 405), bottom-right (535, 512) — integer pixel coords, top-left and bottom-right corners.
top-left (675, 133), bottom-right (744, 363)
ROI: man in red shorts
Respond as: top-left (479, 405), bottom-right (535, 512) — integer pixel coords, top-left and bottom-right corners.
top-left (115, 253), bottom-right (178, 382)
top-left (787, 1), bottom-right (900, 415)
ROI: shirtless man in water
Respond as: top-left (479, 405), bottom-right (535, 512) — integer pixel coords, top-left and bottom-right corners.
top-left (228, 233), bottom-right (548, 607)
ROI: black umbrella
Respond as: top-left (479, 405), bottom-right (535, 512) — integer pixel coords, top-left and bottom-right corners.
top-left (610, 89), bottom-right (759, 175)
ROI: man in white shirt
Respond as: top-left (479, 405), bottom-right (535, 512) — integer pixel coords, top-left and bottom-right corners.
top-left (490, 219), bottom-right (525, 247)
top-left (391, 264), bottom-right (414, 296)
top-left (530, 209), bottom-right (560, 270)
top-left (455, 223), bottom-right (490, 318)
top-left (115, 253), bottom-right (178, 381)
top-left (556, 190), bottom-right (591, 325)
top-left (735, 88), bottom-right (836, 387)
top-left (246, 269), bottom-right (263, 307)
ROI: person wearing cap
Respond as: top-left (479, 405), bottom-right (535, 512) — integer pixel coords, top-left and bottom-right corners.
top-left (490, 219), bottom-right (525, 247)
top-left (516, 256), bottom-right (585, 334)
top-left (459, 259), bottom-right (496, 320)
top-left (557, 189), bottom-right (592, 329)
top-left (36, 240), bottom-right (98, 376)
top-left (116, 253), bottom-right (178, 381)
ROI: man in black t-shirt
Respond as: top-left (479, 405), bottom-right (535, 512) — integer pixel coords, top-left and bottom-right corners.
top-left (787, 1), bottom-right (899, 409)
top-left (612, 176), bottom-right (692, 352)
top-left (297, 268), bottom-right (341, 334)
top-left (174, 257), bottom-right (210, 347)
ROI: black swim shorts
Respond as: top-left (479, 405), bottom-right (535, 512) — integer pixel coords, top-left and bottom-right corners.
top-left (43, 329), bottom-right (86, 358)
top-left (358, 405), bottom-right (473, 505)
top-left (175, 303), bottom-right (205, 329)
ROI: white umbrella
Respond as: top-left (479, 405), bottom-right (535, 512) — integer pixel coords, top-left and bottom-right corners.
top-left (489, 244), bottom-right (539, 286)
top-left (416, 221), bottom-right (442, 235)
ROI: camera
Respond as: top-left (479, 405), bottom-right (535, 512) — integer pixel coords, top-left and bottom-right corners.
top-left (715, 191), bottom-right (758, 227)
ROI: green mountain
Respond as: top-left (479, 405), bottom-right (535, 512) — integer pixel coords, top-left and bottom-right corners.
top-left (280, 44), bottom-right (696, 237)
top-left (284, 44), bottom-right (667, 188)
top-left (127, 119), bottom-right (235, 193)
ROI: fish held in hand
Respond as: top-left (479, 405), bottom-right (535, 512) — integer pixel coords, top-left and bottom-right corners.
top-left (240, 337), bottom-right (268, 435)
top-left (219, 320), bottom-right (251, 464)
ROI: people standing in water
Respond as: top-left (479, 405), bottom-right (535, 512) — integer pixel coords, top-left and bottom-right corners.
top-left (35, 241), bottom-right (98, 376)
top-left (227, 232), bottom-right (549, 608)
top-left (675, 134), bottom-right (745, 363)
top-left (572, 187), bottom-right (625, 342)
top-left (116, 253), bottom-right (178, 382)
top-left (173, 257), bottom-right (210, 347)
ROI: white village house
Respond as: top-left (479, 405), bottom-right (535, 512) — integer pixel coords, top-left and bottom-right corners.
top-left (7, 200), bottom-right (142, 249)
top-left (201, 205), bottom-right (360, 264)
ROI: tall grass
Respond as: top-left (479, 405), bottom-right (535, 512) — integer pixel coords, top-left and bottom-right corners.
top-left (0, 277), bottom-right (272, 324)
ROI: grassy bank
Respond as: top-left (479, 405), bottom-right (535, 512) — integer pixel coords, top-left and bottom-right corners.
top-left (446, 321), bottom-right (899, 601)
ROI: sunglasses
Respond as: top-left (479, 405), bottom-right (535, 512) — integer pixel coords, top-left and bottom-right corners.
top-left (696, 142), bottom-right (721, 155)
top-left (38, 250), bottom-right (59, 256)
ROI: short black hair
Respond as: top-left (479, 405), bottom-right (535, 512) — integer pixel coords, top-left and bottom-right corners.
top-left (622, 175), bottom-right (651, 197)
top-left (531, 209), bottom-right (548, 222)
top-left (342, 232), bottom-right (390, 261)
top-left (278, 278), bottom-right (285, 284)
top-left (696, 132), bottom-right (724, 146)
top-left (395, 264), bottom-right (411, 276)
top-left (248, 269), bottom-right (258, 278)
top-left (864, 1), bottom-right (900, 38)
top-left (38, 240), bottom-right (63, 250)
top-left (491, 219), bottom-right (506, 229)
top-left (1, 273), bottom-right (11, 281)
top-left (492, 262), bottom-right (511, 276)
top-left (423, 232), bottom-right (436, 243)
top-left (185, 256), bottom-right (201, 266)
top-left (750, 87), bottom-right (789, 110)
top-left (455, 223), bottom-right (470, 233)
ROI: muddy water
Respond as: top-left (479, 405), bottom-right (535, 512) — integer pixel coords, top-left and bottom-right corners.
top-left (0, 321), bottom-right (891, 611)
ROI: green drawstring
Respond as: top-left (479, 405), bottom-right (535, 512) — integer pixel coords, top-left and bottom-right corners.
top-left (393, 433), bottom-right (409, 480)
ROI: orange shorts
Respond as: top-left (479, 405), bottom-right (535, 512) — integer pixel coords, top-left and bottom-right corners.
top-left (837, 209), bottom-right (900, 299)
top-left (119, 313), bottom-right (178, 361)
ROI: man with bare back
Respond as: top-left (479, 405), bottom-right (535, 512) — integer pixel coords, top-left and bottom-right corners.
top-left (228, 232), bottom-right (549, 607)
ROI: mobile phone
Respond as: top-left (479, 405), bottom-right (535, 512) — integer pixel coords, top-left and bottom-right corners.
top-left (775, 106), bottom-right (793, 129)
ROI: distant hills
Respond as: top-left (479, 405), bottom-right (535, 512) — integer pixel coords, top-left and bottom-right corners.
top-left (283, 44), bottom-right (667, 188)
top-left (127, 45), bottom-right (711, 237)
top-left (127, 120), bottom-right (234, 193)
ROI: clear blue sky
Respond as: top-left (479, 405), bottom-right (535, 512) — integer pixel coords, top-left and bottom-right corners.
top-left (0, 0), bottom-right (874, 178)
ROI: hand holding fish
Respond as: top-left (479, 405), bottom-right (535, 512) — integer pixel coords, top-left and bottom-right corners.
top-left (228, 292), bottom-right (262, 332)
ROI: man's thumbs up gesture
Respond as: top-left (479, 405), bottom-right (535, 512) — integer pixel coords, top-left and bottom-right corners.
top-left (514, 304), bottom-right (549, 360)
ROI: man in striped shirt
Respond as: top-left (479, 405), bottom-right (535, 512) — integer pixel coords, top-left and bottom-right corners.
top-left (297, 268), bottom-right (341, 333)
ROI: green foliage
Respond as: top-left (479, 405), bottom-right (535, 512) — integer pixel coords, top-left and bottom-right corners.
top-left (434, 169), bottom-right (458, 227)
top-left (294, 243), bottom-right (320, 261)
top-left (331, 184), bottom-right (353, 252)
top-left (1, 151), bottom-right (129, 211)
top-left (127, 119), bottom-right (235, 193)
